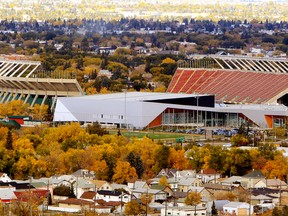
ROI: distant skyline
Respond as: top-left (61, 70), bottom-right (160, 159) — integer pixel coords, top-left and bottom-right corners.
top-left (0, 0), bottom-right (288, 21)
top-left (2, 0), bottom-right (288, 3)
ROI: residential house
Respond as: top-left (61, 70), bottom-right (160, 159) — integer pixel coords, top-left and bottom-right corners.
top-left (49, 175), bottom-right (76, 188)
top-left (223, 202), bottom-right (253, 216)
top-left (30, 180), bottom-right (53, 199)
top-left (156, 169), bottom-right (177, 179)
top-left (255, 179), bottom-right (287, 190)
top-left (206, 200), bottom-right (230, 215)
top-left (91, 180), bottom-right (112, 191)
top-left (80, 191), bottom-right (96, 201)
top-left (134, 46), bottom-right (147, 54)
top-left (98, 70), bottom-right (113, 79)
top-left (178, 178), bottom-right (203, 193)
top-left (132, 188), bottom-right (167, 203)
top-left (72, 169), bottom-right (95, 180)
top-left (176, 170), bottom-right (196, 178)
top-left (58, 198), bottom-right (94, 211)
top-left (96, 190), bottom-right (130, 203)
top-left (0, 188), bottom-right (17, 203)
top-left (128, 180), bottom-right (149, 190)
top-left (196, 169), bottom-right (221, 183)
top-left (219, 176), bottom-right (242, 187)
top-left (241, 170), bottom-right (265, 189)
top-left (250, 188), bottom-right (283, 205)
top-left (150, 185), bottom-right (174, 197)
top-left (110, 183), bottom-right (131, 195)
top-left (73, 178), bottom-right (95, 198)
top-left (203, 183), bottom-right (246, 201)
top-left (0, 182), bottom-right (35, 192)
top-left (14, 189), bottom-right (50, 203)
top-left (251, 194), bottom-right (276, 206)
top-left (93, 205), bottom-right (111, 214)
top-left (80, 191), bottom-right (125, 214)
top-left (97, 47), bottom-right (117, 55)
top-left (80, 191), bottom-right (96, 202)
top-left (161, 206), bottom-right (207, 216)
top-left (0, 173), bottom-right (11, 182)
top-left (167, 178), bottom-right (178, 191)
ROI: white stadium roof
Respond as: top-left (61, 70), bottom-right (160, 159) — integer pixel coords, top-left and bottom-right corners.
top-left (53, 92), bottom-right (288, 129)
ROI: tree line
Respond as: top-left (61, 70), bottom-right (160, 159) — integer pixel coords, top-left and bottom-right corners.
top-left (0, 122), bottom-right (287, 182)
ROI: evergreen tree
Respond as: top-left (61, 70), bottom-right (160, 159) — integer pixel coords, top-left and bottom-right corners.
top-left (69, 184), bottom-right (76, 198)
top-left (76, 58), bottom-right (84, 70)
top-left (102, 153), bottom-right (116, 182)
top-left (86, 122), bottom-right (108, 136)
top-left (211, 201), bottom-right (218, 215)
top-left (5, 129), bottom-right (13, 150)
top-left (127, 152), bottom-right (145, 178)
top-left (154, 145), bottom-right (170, 172)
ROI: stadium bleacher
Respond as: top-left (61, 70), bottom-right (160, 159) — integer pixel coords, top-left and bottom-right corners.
top-left (167, 68), bottom-right (288, 104)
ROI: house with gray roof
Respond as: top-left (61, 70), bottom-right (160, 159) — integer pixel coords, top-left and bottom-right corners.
top-left (96, 190), bottom-right (130, 203)
top-left (242, 170), bottom-right (265, 189)
top-left (0, 188), bottom-right (17, 202)
top-left (178, 177), bottom-right (203, 192)
top-left (72, 169), bottom-right (95, 180)
top-left (132, 188), bottom-right (167, 203)
top-left (128, 180), bottom-right (149, 190)
top-left (0, 172), bottom-right (11, 182)
top-left (111, 183), bottom-right (131, 194)
top-left (255, 179), bottom-right (287, 189)
top-left (73, 178), bottom-right (95, 198)
top-left (223, 202), bottom-right (253, 216)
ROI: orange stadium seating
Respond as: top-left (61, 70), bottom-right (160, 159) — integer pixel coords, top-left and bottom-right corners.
top-left (167, 68), bottom-right (288, 104)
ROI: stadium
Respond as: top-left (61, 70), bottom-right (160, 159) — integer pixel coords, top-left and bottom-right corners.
top-left (0, 55), bottom-right (287, 129)
top-left (53, 55), bottom-right (288, 129)
top-left (0, 56), bottom-right (83, 111)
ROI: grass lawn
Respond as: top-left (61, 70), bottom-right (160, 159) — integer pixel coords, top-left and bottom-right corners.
top-left (109, 130), bottom-right (202, 140)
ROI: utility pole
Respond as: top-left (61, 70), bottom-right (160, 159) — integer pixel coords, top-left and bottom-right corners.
top-left (120, 191), bottom-right (123, 215)
top-left (165, 192), bottom-right (167, 216)
top-left (145, 189), bottom-right (148, 216)
top-left (249, 188), bottom-right (251, 216)
top-left (279, 178), bottom-right (282, 206)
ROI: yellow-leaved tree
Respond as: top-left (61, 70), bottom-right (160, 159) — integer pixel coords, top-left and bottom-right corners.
top-left (112, 161), bottom-right (137, 184)
top-left (185, 191), bottom-right (201, 206)
top-left (168, 148), bottom-right (189, 170)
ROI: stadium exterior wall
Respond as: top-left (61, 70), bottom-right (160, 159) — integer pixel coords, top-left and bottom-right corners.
top-left (53, 92), bottom-right (288, 129)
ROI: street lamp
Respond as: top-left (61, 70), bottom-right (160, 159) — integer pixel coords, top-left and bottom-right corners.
top-left (193, 95), bottom-right (199, 130)
top-left (196, 96), bottom-right (199, 130)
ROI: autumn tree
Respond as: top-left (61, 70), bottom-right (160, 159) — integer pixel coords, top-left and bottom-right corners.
top-left (213, 191), bottom-right (236, 201)
top-left (261, 153), bottom-right (288, 180)
top-left (10, 191), bottom-right (44, 216)
top-left (112, 161), bottom-right (138, 184)
top-left (185, 191), bottom-right (201, 206)
top-left (223, 148), bottom-right (252, 176)
top-left (168, 148), bottom-right (189, 170)
top-left (187, 146), bottom-right (206, 172)
top-left (124, 201), bottom-right (142, 216)
top-left (258, 143), bottom-right (278, 160)
top-left (140, 190), bottom-right (153, 213)
top-left (159, 176), bottom-right (169, 187)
